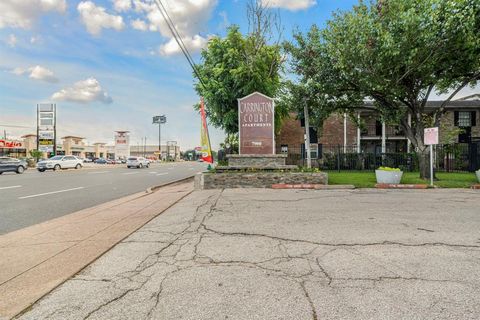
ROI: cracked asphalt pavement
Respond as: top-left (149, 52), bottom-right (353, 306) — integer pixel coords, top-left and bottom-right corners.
top-left (18, 188), bottom-right (480, 320)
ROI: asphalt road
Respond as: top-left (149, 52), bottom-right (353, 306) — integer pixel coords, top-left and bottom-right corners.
top-left (0, 161), bottom-right (207, 235)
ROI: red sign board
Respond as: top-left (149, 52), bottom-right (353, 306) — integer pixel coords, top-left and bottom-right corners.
top-left (238, 92), bottom-right (275, 154)
top-left (424, 127), bottom-right (439, 145)
top-left (0, 139), bottom-right (24, 149)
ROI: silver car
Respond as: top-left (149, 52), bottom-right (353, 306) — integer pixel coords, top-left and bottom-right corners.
top-left (126, 157), bottom-right (150, 168)
top-left (37, 155), bottom-right (83, 172)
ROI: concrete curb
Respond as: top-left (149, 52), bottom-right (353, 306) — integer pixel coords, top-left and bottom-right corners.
top-left (146, 176), bottom-right (195, 194)
top-left (271, 184), bottom-right (355, 190)
top-left (375, 183), bottom-right (429, 189)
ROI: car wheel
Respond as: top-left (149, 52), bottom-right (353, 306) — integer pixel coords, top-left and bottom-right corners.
top-left (139, 164), bottom-right (143, 168)
top-left (75, 164), bottom-right (82, 169)
top-left (16, 166), bottom-right (25, 174)
top-left (38, 169), bottom-right (45, 172)
top-left (0, 172), bottom-right (3, 175)
top-left (146, 164), bottom-right (150, 168)
top-left (53, 164), bottom-right (61, 171)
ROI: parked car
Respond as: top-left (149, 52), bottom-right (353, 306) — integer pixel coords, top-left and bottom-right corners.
top-left (94, 158), bottom-right (108, 164)
top-left (127, 157), bottom-right (150, 168)
top-left (83, 158), bottom-right (93, 163)
top-left (37, 155), bottom-right (83, 172)
top-left (0, 157), bottom-right (28, 174)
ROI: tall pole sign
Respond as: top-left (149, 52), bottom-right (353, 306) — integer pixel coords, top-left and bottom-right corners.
top-left (238, 92), bottom-right (275, 155)
top-left (153, 115), bottom-right (166, 160)
top-left (37, 103), bottom-right (56, 156)
top-left (424, 127), bottom-right (439, 187)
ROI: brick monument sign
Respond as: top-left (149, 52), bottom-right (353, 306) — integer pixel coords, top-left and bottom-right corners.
top-left (238, 92), bottom-right (275, 154)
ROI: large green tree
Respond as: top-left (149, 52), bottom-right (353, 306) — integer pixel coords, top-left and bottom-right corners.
top-left (286, 0), bottom-right (480, 178)
top-left (194, 2), bottom-right (287, 135)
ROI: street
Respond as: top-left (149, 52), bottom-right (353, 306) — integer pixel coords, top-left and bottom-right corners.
top-left (0, 162), bottom-right (206, 235)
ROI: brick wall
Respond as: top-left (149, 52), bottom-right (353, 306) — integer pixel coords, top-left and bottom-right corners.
top-left (319, 113), bottom-right (357, 146)
top-left (276, 113), bottom-right (306, 148)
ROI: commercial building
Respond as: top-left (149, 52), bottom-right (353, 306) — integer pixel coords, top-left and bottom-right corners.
top-left (0, 135), bottom-right (181, 160)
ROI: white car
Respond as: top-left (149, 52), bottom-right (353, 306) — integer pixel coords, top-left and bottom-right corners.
top-left (37, 155), bottom-right (83, 172)
top-left (126, 157), bottom-right (150, 168)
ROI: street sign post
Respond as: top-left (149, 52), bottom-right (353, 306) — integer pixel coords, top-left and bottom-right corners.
top-left (424, 127), bottom-right (439, 186)
top-left (153, 115), bottom-right (167, 160)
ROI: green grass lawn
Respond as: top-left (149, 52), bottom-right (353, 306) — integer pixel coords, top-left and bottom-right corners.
top-left (327, 171), bottom-right (478, 188)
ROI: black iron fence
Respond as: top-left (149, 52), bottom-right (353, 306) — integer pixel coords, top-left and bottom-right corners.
top-left (277, 142), bottom-right (480, 172)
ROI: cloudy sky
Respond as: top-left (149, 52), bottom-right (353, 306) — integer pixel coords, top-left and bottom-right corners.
top-left (1, 0), bottom-right (476, 150)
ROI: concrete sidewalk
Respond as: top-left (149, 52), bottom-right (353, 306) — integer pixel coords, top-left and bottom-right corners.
top-left (0, 181), bottom-right (193, 319)
top-left (14, 188), bottom-right (480, 320)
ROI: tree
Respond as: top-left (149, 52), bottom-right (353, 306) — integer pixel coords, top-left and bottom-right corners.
top-left (194, 1), bottom-right (287, 135)
top-left (285, 0), bottom-right (480, 178)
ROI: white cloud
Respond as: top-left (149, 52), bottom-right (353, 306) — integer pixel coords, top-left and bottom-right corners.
top-left (30, 35), bottom-right (43, 44)
top-left (131, 18), bottom-right (148, 31)
top-left (77, 1), bottom-right (125, 36)
top-left (128, 0), bottom-right (217, 56)
top-left (158, 35), bottom-right (208, 56)
top-left (0, 0), bottom-right (66, 29)
top-left (112, 0), bottom-right (132, 12)
top-left (7, 34), bottom-right (17, 47)
top-left (52, 78), bottom-right (113, 104)
top-left (11, 65), bottom-right (59, 83)
top-left (260, 0), bottom-right (316, 11)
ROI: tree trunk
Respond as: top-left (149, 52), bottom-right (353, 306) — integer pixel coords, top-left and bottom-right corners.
top-left (417, 146), bottom-right (431, 180)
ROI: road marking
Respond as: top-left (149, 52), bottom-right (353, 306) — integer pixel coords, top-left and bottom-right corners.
top-left (188, 168), bottom-right (194, 170)
top-left (123, 172), bottom-right (140, 175)
top-left (149, 172), bottom-right (158, 174)
top-left (0, 185), bottom-right (22, 190)
top-left (156, 173), bottom-right (169, 176)
top-left (88, 171), bottom-right (110, 174)
top-left (168, 167), bottom-right (174, 170)
top-left (19, 187), bottom-right (84, 199)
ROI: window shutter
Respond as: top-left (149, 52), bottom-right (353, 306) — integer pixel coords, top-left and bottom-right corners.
top-left (300, 118), bottom-right (305, 127)
top-left (454, 111), bottom-right (459, 126)
top-left (471, 111), bottom-right (476, 126)
top-left (300, 143), bottom-right (305, 159)
top-left (318, 144), bottom-right (323, 159)
top-left (309, 127), bottom-right (318, 143)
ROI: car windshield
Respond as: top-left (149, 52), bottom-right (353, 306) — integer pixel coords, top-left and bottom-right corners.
top-left (49, 156), bottom-right (63, 161)
top-left (128, 158), bottom-right (137, 160)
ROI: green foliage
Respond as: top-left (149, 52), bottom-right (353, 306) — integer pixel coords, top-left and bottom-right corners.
top-left (29, 149), bottom-right (43, 160)
top-left (194, 25), bottom-right (286, 134)
top-left (377, 166), bottom-right (401, 171)
top-left (284, 0), bottom-right (480, 178)
top-left (297, 167), bottom-right (322, 173)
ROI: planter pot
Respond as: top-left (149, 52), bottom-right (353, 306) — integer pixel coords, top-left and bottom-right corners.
top-left (476, 170), bottom-right (480, 183)
top-left (375, 170), bottom-right (403, 184)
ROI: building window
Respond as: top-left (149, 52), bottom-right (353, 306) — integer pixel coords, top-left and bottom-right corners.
top-left (458, 111), bottom-right (472, 127)
top-left (280, 145), bottom-right (288, 153)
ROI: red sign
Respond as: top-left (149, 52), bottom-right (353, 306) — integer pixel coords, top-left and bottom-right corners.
top-left (238, 92), bottom-right (275, 154)
top-left (0, 139), bottom-right (24, 149)
top-left (424, 127), bottom-right (439, 145)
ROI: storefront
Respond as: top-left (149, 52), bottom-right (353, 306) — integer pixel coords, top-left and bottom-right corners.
top-left (0, 139), bottom-right (27, 158)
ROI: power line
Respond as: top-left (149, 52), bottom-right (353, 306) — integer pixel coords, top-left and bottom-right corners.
top-left (152, 0), bottom-right (206, 89)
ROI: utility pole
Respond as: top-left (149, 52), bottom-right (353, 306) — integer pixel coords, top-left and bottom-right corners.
top-left (144, 136), bottom-right (147, 158)
top-left (304, 99), bottom-right (312, 169)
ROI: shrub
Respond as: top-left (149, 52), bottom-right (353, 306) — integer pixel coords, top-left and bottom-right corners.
top-left (377, 166), bottom-right (401, 171)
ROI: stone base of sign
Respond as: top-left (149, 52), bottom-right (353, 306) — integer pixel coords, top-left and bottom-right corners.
top-left (215, 165), bottom-right (298, 172)
top-left (195, 171), bottom-right (328, 190)
top-left (471, 184), bottom-right (480, 190)
top-left (226, 154), bottom-right (287, 168)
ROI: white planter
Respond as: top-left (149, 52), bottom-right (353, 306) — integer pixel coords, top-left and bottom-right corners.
top-left (476, 170), bottom-right (480, 183)
top-left (375, 170), bottom-right (403, 184)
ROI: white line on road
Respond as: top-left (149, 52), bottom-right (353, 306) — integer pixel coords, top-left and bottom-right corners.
top-left (149, 172), bottom-right (157, 174)
top-left (122, 172), bottom-right (140, 175)
top-left (0, 185), bottom-right (22, 190)
top-left (156, 173), bottom-right (169, 176)
top-left (87, 171), bottom-right (110, 174)
top-left (19, 187), bottom-right (84, 199)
